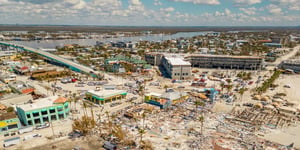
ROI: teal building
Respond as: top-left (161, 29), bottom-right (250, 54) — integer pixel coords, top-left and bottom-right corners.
top-left (16, 96), bottom-right (69, 126)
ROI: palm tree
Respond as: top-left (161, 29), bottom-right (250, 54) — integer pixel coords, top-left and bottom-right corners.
top-left (194, 100), bottom-right (205, 115)
top-left (198, 115), bottom-right (204, 135)
top-left (138, 128), bottom-right (146, 144)
top-left (220, 83), bottom-right (225, 93)
top-left (194, 100), bottom-right (201, 113)
top-left (226, 84), bottom-right (233, 93)
top-left (238, 88), bottom-right (248, 102)
top-left (83, 102), bottom-right (88, 117)
top-left (141, 112), bottom-right (147, 128)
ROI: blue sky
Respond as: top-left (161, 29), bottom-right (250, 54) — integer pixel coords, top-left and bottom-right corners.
top-left (0, 0), bottom-right (299, 26)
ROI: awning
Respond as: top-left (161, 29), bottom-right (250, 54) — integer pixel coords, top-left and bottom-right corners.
top-left (0, 122), bottom-right (7, 128)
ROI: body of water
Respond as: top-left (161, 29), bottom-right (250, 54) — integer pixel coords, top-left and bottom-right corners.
top-left (12, 31), bottom-right (213, 49)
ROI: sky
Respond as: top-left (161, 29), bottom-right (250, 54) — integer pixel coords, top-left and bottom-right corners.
top-left (0, 0), bottom-right (299, 26)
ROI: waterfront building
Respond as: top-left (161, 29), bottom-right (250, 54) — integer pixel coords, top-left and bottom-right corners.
top-left (16, 96), bottom-right (69, 126)
top-left (145, 91), bottom-right (188, 109)
top-left (279, 60), bottom-right (300, 73)
top-left (85, 90), bottom-right (127, 105)
top-left (160, 54), bottom-right (191, 80)
top-left (145, 53), bottom-right (264, 71)
top-left (186, 54), bottom-right (264, 70)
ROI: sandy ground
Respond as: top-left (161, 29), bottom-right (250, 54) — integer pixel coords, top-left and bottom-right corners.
top-left (270, 74), bottom-right (300, 106)
top-left (263, 125), bottom-right (300, 149)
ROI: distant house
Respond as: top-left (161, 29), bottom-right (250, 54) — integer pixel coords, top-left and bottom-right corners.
top-left (8, 81), bottom-right (35, 95)
top-left (263, 43), bottom-right (282, 48)
top-left (13, 65), bottom-right (30, 75)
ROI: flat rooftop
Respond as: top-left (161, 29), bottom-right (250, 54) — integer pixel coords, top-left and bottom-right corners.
top-left (187, 54), bottom-right (263, 59)
top-left (17, 95), bottom-right (66, 111)
top-left (87, 90), bottom-right (126, 99)
top-left (8, 81), bottom-right (33, 90)
top-left (163, 54), bottom-right (191, 66)
top-left (0, 112), bottom-right (17, 121)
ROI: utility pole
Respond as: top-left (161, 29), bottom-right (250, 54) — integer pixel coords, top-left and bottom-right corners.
top-left (50, 121), bottom-right (55, 138)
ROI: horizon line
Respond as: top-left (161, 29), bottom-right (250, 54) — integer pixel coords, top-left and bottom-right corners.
top-left (0, 24), bottom-right (299, 28)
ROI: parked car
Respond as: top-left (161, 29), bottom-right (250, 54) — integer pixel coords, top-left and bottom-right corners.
top-left (103, 141), bottom-right (117, 150)
top-left (36, 123), bottom-right (50, 130)
top-left (23, 134), bottom-right (42, 141)
top-left (75, 84), bottom-right (84, 87)
top-left (87, 82), bottom-right (95, 86)
top-left (68, 130), bottom-right (83, 139)
top-left (284, 85), bottom-right (291, 88)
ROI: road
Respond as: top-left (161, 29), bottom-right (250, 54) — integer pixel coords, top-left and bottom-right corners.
top-left (266, 45), bottom-right (300, 70)
top-left (0, 41), bottom-right (100, 76)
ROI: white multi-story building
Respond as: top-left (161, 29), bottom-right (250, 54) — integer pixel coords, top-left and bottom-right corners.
top-left (160, 54), bottom-right (191, 80)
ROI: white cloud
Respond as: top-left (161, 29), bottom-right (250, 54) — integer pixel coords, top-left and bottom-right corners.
top-left (288, 5), bottom-right (300, 11)
top-left (0, 0), bottom-right (299, 26)
top-left (267, 4), bottom-right (283, 15)
top-left (154, 0), bottom-right (162, 6)
top-left (234, 0), bottom-right (262, 5)
top-left (224, 8), bottom-right (231, 16)
top-left (162, 7), bottom-right (175, 12)
top-left (270, 0), bottom-right (300, 11)
top-left (215, 11), bottom-right (224, 16)
top-left (170, 0), bottom-right (220, 5)
top-left (239, 7), bottom-right (257, 15)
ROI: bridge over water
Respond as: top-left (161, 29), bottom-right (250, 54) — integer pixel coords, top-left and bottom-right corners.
top-left (0, 41), bottom-right (102, 79)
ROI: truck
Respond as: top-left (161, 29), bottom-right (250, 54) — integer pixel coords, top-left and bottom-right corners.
top-left (3, 137), bottom-right (20, 147)
top-left (18, 126), bottom-right (34, 134)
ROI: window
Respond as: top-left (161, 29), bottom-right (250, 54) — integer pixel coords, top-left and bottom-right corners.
top-left (41, 110), bottom-right (48, 115)
top-left (8, 124), bottom-right (18, 130)
top-left (49, 109), bottom-right (56, 114)
top-left (57, 108), bottom-right (63, 112)
top-left (42, 116), bottom-right (49, 123)
top-left (28, 120), bottom-right (33, 125)
top-left (34, 118), bottom-right (41, 125)
top-left (32, 112), bottom-right (40, 117)
top-left (26, 114), bottom-right (31, 118)
top-left (51, 115), bottom-right (57, 121)
top-left (58, 114), bottom-right (64, 120)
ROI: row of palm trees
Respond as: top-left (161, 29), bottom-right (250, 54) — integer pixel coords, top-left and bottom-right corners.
top-left (256, 70), bottom-right (281, 94)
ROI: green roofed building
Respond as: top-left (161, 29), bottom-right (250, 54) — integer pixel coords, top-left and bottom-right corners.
top-left (85, 90), bottom-right (127, 105)
top-left (16, 96), bottom-right (69, 126)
